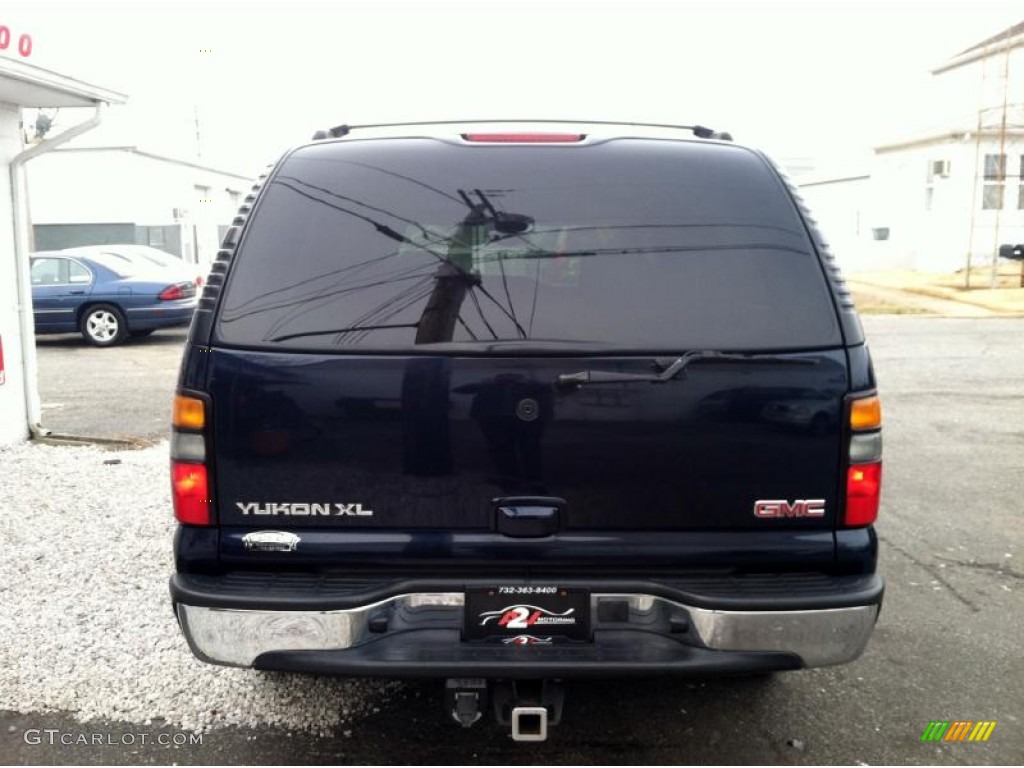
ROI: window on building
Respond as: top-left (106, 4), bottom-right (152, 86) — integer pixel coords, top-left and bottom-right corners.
top-left (195, 184), bottom-right (211, 203)
top-left (148, 227), bottom-right (166, 247)
top-left (983, 184), bottom-right (1004, 210)
top-left (981, 154), bottom-right (1007, 210)
top-left (927, 159), bottom-right (950, 181)
top-left (984, 154), bottom-right (1006, 180)
top-left (871, 227), bottom-right (890, 241)
top-left (925, 160), bottom-right (949, 212)
top-left (227, 189), bottom-right (241, 209)
top-left (1019, 156), bottom-right (1024, 210)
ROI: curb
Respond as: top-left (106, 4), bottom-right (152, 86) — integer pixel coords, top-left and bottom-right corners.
top-left (847, 280), bottom-right (1024, 316)
top-left (897, 285), bottom-right (1024, 315)
top-left (32, 433), bottom-right (159, 451)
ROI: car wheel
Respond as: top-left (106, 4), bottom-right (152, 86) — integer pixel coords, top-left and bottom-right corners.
top-left (80, 304), bottom-right (128, 346)
top-left (129, 329), bottom-right (155, 338)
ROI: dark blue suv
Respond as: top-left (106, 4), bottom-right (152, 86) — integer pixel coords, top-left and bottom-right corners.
top-left (169, 122), bottom-right (883, 740)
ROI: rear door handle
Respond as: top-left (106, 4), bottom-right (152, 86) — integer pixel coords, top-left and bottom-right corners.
top-left (69, 290), bottom-right (85, 295)
top-left (493, 496), bottom-right (565, 538)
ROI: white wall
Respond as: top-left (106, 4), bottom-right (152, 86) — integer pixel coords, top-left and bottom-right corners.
top-left (801, 134), bottom-right (1024, 274)
top-left (27, 149), bottom-right (251, 265)
top-left (27, 151), bottom-right (149, 222)
top-left (873, 136), bottom-right (1024, 271)
top-left (869, 141), bottom-right (968, 272)
top-left (799, 177), bottom-right (885, 272)
top-left (0, 102), bottom-right (30, 444)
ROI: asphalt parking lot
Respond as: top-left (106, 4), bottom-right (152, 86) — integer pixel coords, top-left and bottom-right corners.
top-left (35, 328), bottom-right (189, 441)
top-left (10, 316), bottom-right (1024, 764)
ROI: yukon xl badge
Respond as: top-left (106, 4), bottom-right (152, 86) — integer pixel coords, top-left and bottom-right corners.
top-left (754, 499), bottom-right (826, 518)
top-left (236, 502), bottom-right (374, 517)
top-left (242, 530), bottom-right (301, 552)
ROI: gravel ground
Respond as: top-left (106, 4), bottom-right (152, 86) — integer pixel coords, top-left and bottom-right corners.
top-left (0, 441), bottom-right (395, 737)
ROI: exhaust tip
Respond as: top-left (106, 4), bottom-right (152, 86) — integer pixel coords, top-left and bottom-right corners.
top-left (511, 706), bottom-right (548, 742)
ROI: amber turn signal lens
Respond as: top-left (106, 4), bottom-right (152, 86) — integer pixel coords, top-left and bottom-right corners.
top-left (173, 394), bottom-right (206, 430)
top-left (850, 395), bottom-right (881, 430)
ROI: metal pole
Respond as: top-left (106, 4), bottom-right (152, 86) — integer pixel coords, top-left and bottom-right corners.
top-left (989, 44), bottom-right (1011, 289)
top-left (964, 45), bottom-right (989, 290)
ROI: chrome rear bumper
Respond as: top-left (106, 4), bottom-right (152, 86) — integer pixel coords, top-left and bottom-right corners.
top-left (177, 592), bottom-right (879, 670)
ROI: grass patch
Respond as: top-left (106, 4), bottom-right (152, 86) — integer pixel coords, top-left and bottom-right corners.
top-left (850, 291), bottom-right (930, 315)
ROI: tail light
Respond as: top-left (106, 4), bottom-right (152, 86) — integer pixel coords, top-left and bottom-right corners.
top-left (159, 284), bottom-right (184, 301)
top-left (844, 394), bottom-right (882, 527)
top-left (171, 393), bottom-right (212, 525)
top-left (171, 463), bottom-right (210, 524)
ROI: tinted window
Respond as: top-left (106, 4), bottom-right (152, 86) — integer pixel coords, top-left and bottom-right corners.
top-left (216, 139), bottom-right (840, 352)
top-left (86, 252), bottom-right (145, 277)
top-left (125, 245), bottom-right (179, 269)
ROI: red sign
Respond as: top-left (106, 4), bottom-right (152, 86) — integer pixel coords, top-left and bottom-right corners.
top-left (0, 24), bottom-right (33, 57)
top-left (0, 335), bottom-right (6, 386)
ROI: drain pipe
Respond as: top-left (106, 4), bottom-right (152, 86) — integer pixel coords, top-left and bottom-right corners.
top-left (11, 101), bottom-right (107, 437)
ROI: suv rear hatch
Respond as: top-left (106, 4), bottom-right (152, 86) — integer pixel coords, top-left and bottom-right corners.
top-left (204, 137), bottom-right (848, 539)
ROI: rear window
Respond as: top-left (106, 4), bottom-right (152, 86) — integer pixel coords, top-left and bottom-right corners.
top-left (215, 138), bottom-right (841, 352)
top-left (85, 252), bottom-right (147, 278)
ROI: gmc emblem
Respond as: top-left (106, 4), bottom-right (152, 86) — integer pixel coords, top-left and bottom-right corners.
top-left (754, 499), bottom-right (826, 518)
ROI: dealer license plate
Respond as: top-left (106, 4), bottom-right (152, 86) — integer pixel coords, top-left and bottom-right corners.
top-left (463, 586), bottom-right (591, 643)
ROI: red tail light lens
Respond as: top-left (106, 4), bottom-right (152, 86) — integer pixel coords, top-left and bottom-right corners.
top-left (159, 284), bottom-right (184, 301)
top-left (172, 461), bottom-right (210, 525)
top-left (462, 133), bottom-right (585, 143)
top-left (845, 462), bottom-right (882, 527)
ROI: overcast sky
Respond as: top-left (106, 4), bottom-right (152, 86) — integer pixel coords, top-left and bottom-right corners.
top-left (4, 0), bottom-right (1022, 175)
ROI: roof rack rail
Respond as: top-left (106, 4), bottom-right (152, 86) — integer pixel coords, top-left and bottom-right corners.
top-left (310, 120), bottom-right (733, 142)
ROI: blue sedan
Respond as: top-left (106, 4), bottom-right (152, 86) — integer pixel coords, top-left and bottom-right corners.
top-left (30, 250), bottom-right (198, 346)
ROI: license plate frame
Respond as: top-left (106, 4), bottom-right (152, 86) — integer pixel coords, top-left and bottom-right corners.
top-left (463, 586), bottom-right (591, 642)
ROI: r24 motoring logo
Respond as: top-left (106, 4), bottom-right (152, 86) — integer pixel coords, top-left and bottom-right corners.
top-left (479, 605), bottom-right (577, 629)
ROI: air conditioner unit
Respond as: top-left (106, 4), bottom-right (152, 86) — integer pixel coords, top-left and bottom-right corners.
top-left (931, 160), bottom-right (951, 178)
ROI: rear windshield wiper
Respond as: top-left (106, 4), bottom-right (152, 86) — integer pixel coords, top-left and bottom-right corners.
top-left (555, 350), bottom-right (819, 388)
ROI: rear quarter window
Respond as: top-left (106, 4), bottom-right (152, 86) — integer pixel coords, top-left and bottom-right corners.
top-left (215, 138), bottom-right (841, 352)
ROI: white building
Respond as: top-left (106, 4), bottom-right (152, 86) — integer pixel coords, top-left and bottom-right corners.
top-left (27, 146), bottom-right (254, 268)
top-left (801, 21), bottom-right (1024, 274)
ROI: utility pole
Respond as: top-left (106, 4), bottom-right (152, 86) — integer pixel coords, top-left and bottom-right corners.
top-left (414, 209), bottom-right (483, 344)
top-left (964, 44), bottom-right (988, 290)
top-left (989, 43), bottom-right (1011, 289)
